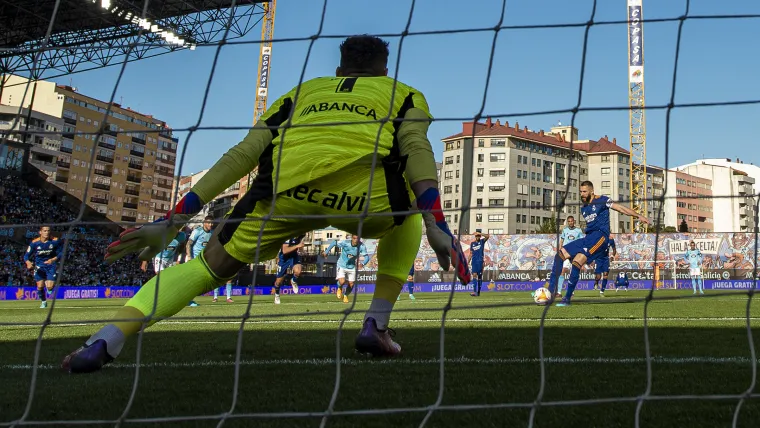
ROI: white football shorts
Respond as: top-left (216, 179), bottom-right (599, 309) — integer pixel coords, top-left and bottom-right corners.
top-left (689, 267), bottom-right (702, 277)
top-left (336, 266), bottom-right (357, 283)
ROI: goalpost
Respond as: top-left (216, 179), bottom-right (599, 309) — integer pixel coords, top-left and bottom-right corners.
top-left (610, 259), bottom-right (678, 290)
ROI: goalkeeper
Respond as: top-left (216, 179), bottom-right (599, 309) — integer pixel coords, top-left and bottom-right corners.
top-left (62, 35), bottom-right (470, 373)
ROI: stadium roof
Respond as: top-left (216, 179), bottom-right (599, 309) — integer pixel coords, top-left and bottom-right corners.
top-left (0, 0), bottom-right (268, 78)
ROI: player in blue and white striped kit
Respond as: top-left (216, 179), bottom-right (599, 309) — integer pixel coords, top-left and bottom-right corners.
top-left (187, 216), bottom-right (233, 303)
top-left (23, 226), bottom-right (63, 309)
top-left (684, 240), bottom-right (704, 295)
top-left (468, 230), bottom-right (489, 297)
top-left (324, 234), bottom-right (369, 303)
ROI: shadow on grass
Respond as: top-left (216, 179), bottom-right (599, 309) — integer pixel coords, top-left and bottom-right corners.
top-left (1, 326), bottom-right (759, 428)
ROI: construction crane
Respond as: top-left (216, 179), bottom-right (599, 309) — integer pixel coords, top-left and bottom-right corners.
top-left (627, 0), bottom-right (648, 232)
top-left (243, 0), bottom-right (276, 191)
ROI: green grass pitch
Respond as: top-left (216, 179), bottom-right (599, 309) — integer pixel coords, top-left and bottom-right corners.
top-left (1, 290), bottom-right (759, 427)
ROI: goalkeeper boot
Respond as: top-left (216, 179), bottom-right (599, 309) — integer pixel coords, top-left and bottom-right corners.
top-left (355, 317), bottom-right (401, 358)
top-left (61, 339), bottom-right (114, 374)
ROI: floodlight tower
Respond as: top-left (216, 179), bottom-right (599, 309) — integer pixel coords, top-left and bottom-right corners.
top-left (627, 0), bottom-right (648, 232)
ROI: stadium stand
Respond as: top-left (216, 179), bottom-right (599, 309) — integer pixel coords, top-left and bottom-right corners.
top-left (0, 169), bottom-right (152, 286)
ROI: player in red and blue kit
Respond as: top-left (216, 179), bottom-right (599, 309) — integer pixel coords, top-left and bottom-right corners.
top-left (273, 235), bottom-right (305, 304)
top-left (548, 181), bottom-right (648, 306)
top-left (468, 230), bottom-right (489, 297)
top-left (23, 226), bottom-right (63, 309)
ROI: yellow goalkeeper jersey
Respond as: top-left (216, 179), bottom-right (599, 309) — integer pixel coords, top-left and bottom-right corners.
top-left (259, 76), bottom-right (432, 193)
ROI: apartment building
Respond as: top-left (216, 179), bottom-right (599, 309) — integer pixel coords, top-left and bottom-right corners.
top-left (440, 119), bottom-right (718, 234)
top-left (440, 119), bottom-right (589, 235)
top-left (664, 169), bottom-right (714, 232)
top-left (676, 161), bottom-right (756, 233)
top-left (0, 104), bottom-right (62, 178)
top-left (1, 74), bottom-right (179, 224)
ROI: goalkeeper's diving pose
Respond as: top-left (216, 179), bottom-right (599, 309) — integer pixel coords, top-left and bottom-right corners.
top-left (62, 35), bottom-right (470, 373)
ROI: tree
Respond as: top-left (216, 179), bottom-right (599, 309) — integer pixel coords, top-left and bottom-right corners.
top-left (678, 219), bottom-right (689, 233)
top-left (534, 216), bottom-right (560, 234)
top-left (646, 224), bottom-right (677, 233)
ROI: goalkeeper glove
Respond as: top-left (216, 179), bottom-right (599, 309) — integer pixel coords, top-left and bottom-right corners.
top-left (105, 191), bottom-right (203, 263)
top-left (415, 187), bottom-right (471, 285)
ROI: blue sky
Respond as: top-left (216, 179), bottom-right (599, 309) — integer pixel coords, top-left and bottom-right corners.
top-left (58, 0), bottom-right (760, 177)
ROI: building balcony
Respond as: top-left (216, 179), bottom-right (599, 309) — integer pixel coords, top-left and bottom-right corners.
top-left (131, 136), bottom-right (146, 145)
top-left (94, 169), bottom-right (113, 177)
top-left (90, 196), bottom-right (109, 205)
top-left (62, 132), bottom-right (75, 139)
top-left (54, 175), bottom-right (69, 183)
top-left (125, 188), bottom-right (140, 196)
top-left (156, 181), bottom-right (172, 190)
top-left (98, 141), bottom-right (116, 150)
top-left (63, 117), bottom-right (77, 125)
top-left (123, 202), bottom-right (138, 209)
top-left (121, 215), bottom-right (137, 223)
top-left (130, 149), bottom-right (145, 158)
top-left (153, 194), bottom-right (171, 202)
top-left (127, 175), bottom-right (142, 184)
top-left (155, 168), bottom-right (173, 178)
top-left (92, 182), bottom-right (111, 191)
top-left (57, 160), bottom-right (70, 169)
top-left (60, 146), bottom-right (72, 154)
top-left (105, 128), bottom-right (118, 137)
top-left (128, 162), bottom-right (143, 171)
top-left (96, 155), bottom-right (114, 163)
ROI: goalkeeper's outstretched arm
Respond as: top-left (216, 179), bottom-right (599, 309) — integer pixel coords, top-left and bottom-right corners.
top-left (189, 121), bottom-right (274, 205)
top-left (397, 107), bottom-right (470, 284)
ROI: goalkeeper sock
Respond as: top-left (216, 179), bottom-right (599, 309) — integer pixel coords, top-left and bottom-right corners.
top-left (226, 283), bottom-right (232, 299)
top-left (87, 257), bottom-right (222, 358)
top-left (549, 255), bottom-right (564, 294)
top-left (365, 274), bottom-right (403, 330)
top-left (601, 278), bottom-right (608, 292)
top-left (564, 262), bottom-right (582, 301)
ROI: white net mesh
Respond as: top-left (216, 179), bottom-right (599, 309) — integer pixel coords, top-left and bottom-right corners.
top-left (2, 0), bottom-right (760, 427)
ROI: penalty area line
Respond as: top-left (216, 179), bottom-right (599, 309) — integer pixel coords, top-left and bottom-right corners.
top-left (3, 356), bottom-right (760, 371)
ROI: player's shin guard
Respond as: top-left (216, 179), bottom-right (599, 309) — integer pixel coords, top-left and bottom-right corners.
top-left (226, 283), bottom-right (232, 299)
top-left (564, 262), bottom-right (583, 301)
top-left (549, 255), bottom-right (564, 294)
top-left (345, 283), bottom-right (354, 296)
top-left (557, 275), bottom-right (565, 295)
top-left (601, 278), bottom-right (608, 292)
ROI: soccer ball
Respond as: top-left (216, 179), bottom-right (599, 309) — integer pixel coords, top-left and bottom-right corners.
top-left (531, 287), bottom-right (552, 305)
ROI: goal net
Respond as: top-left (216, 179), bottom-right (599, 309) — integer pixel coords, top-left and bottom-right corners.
top-left (610, 259), bottom-right (678, 290)
top-left (2, 0), bottom-right (760, 427)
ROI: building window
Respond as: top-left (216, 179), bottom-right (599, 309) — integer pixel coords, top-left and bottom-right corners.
top-left (601, 167), bottom-right (611, 176)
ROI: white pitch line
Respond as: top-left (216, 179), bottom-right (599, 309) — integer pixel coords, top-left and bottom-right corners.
top-left (3, 355), bottom-right (759, 371)
top-left (3, 316), bottom-right (760, 330)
